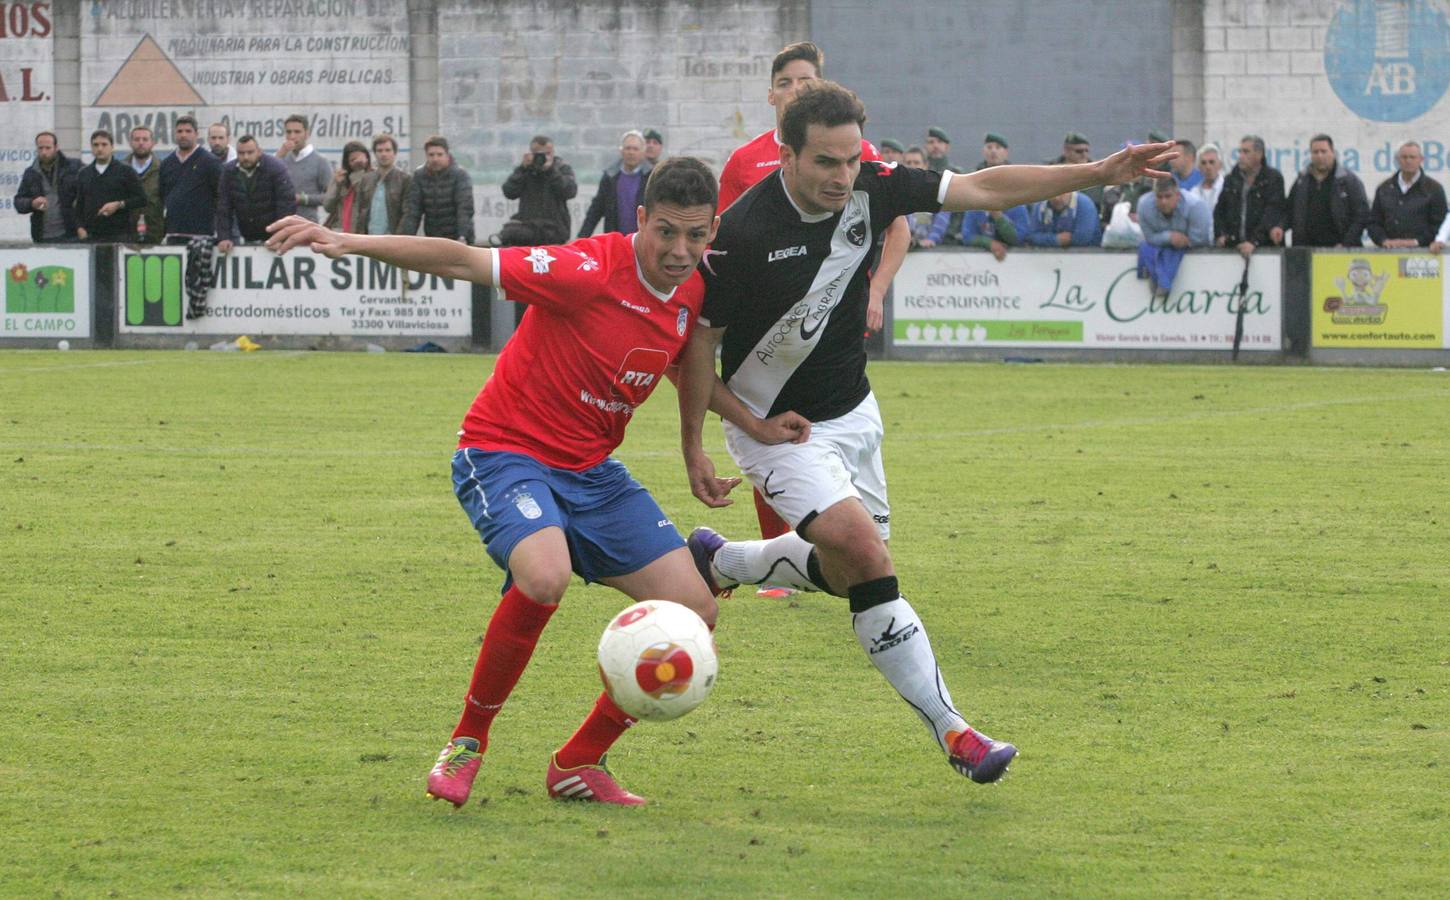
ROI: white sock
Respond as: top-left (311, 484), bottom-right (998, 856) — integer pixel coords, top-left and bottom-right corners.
top-left (712, 532), bottom-right (823, 592)
top-left (852, 597), bottom-right (967, 753)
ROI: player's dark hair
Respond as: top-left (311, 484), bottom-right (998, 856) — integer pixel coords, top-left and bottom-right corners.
top-left (779, 80), bottom-right (866, 154)
top-left (284, 113), bottom-right (309, 131)
top-left (772, 41), bottom-right (823, 78)
top-left (1174, 138), bottom-right (1196, 156)
top-left (424, 135), bottom-right (450, 153)
top-left (1153, 176), bottom-right (1179, 195)
top-left (643, 157), bottom-right (718, 213)
top-left (372, 133), bottom-right (398, 153)
top-left (530, 134), bottom-right (552, 147)
top-left (35, 131), bottom-right (58, 146)
top-left (90, 129), bottom-right (113, 144)
top-left (129, 125), bottom-right (153, 138)
top-left (1310, 133), bottom-right (1334, 149)
top-left (174, 115), bottom-right (198, 131)
top-left (237, 134), bottom-right (258, 147)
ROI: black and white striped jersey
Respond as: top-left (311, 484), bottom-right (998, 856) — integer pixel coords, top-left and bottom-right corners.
top-left (700, 162), bottom-right (948, 422)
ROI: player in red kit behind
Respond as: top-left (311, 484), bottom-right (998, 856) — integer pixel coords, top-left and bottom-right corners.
top-left (719, 42), bottom-right (910, 591)
top-left (267, 159), bottom-right (808, 807)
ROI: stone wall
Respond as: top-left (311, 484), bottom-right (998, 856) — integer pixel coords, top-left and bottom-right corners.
top-left (1201, 0), bottom-right (1450, 181)
top-left (437, 0), bottom-right (807, 241)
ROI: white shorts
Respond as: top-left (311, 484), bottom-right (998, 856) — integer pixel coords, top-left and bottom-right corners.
top-left (722, 392), bottom-right (890, 540)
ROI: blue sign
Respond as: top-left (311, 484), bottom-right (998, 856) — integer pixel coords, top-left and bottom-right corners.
top-left (1325, 0), bottom-right (1450, 122)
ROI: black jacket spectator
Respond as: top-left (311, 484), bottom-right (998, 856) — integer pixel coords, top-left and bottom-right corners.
top-left (1367, 173), bottom-right (1447, 247)
top-left (14, 151), bottom-right (81, 242)
top-left (74, 160), bottom-right (147, 241)
top-left (501, 156), bottom-right (577, 244)
top-left (1286, 164), bottom-right (1368, 247)
top-left (1214, 164), bottom-right (1286, 247)
top-left (399, 163), bottom-right (474, 242)
top-left (160, 147), bottom-right (223, 237)
top-left (216, 154), bottom-right (297, 243)
top-left (578, 160), bottom-right (652, 237)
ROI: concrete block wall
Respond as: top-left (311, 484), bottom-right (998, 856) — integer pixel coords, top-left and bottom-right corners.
top-left (437, 0), bottom-right (808, 241)
top-left (1173, 0), bottom-right (1207, 145)
top-left (1201, 0), bottom-right (1450, 182)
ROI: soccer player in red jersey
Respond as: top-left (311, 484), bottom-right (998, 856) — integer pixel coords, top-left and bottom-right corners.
top-left (718, 42), bottom-right (911, 581)
top-left (267, 159), bottom-right (808, 808)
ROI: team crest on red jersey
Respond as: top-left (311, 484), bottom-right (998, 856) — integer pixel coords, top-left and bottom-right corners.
top-left (676, 307), bottom-right (689, 336)
top-left (525, 248), bottom-right (555, 274)
top-left (612, 347), bottom-right (671, 405)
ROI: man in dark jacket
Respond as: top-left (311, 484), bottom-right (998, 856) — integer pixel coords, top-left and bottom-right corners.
top-left (14, 131), bottom-right (81, 243)
top-left (500, 134), bottom-right (576, 244)
top-left (1278, 134), bottom-right (1368, 248)
top-left (215, 135), bottom-right (298, 251)
top-left (399, 135), bottom-right (474, 242)
top-left (160, 115), bottom-right (223, 238)
top-left (1368, 141), bottom-right (1447, 248)
top-left (1214, 134), bottom-right (1286, 258)
top-left (74, 130), bottom-right (147, 242)
top-left (578, 130), bottom-right (652, 237)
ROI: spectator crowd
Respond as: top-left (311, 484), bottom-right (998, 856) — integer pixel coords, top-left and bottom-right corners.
top-left (15, 118), bottom-right (1450, 281)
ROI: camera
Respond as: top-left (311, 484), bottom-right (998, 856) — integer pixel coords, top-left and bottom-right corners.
top-left (532, 151), bottom-right (548, 167)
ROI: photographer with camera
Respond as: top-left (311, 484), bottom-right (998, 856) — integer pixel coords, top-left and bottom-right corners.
top-left (498, 135), bottom-right (577, 246)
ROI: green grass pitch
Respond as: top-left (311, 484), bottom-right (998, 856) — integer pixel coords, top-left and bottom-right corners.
top-left (2, 350), bottom-right (1447, 897)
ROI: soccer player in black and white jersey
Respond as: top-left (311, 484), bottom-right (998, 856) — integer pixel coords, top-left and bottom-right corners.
top-left (679, 82), bottom-right (1174, 783)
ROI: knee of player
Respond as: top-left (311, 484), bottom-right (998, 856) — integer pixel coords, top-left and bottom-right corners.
top-left (512, 566), bottom-right (572, 605)
top-left (809, 526), bottom-right (892, 578)
top-left (677, 588), bottom-right (718, 629)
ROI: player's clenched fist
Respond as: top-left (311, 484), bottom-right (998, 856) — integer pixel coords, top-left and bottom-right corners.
top-left (748, 411), bottom-right (811, 445)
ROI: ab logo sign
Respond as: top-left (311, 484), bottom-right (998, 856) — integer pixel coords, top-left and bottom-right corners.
top-left (1325, 0), bottom-right (1450, 122)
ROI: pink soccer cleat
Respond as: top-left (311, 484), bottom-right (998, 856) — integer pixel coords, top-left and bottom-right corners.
top-left (947, 727), bottom-right (1017, 784)
top-left (426, 737), bottom-right (482, 808)
top-left (546, 753), bottom-right (647, 806)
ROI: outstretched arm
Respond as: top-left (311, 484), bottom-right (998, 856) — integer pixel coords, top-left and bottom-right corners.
top-left (943, 141), bottom-right (1176, 213)
top-left (266, 215), bottom-right (495, 285)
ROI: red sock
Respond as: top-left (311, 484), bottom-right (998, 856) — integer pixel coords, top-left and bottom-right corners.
top-left (753, 487), bottom-right (792, 539)
top-left (555, 692), bottom-right (636, 769)
top-left (451, 585), bottom-right (558, 748)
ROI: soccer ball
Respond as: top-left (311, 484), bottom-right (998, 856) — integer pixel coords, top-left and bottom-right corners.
top-left (597, 600), bottom-right (718, 722)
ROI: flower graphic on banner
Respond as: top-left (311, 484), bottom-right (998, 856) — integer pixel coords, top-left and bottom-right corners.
top-left (4, 264), bottom-right (77, 314)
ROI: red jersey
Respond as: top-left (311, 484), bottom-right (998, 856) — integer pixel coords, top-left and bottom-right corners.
top-left (459, 232), bottom-right (703, 470)
top-left (717, 129), bottom-right (881, 211)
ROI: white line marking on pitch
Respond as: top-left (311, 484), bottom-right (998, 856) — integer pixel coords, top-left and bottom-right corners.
top-left (1, 352), bottom-right (312, 374)
top-left (902, 390), bottom-right (1450, 440)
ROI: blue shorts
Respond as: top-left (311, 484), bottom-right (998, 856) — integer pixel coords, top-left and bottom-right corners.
top-left (452, 448), bottom-right (685, 585)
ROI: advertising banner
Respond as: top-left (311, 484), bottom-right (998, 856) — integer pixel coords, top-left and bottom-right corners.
top-left (118, 246), bottom-right (471, 337)
top-left (1310, 252), bottom-right (1444, 349)
top-left (82, 1), bottom-right (411, 159)
top-left (0, 1), bottom-right (54, 241)
top-left (2, 246), bottom-right (92, 339)
top-left (891, 251), bottom-right (1282, 351)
